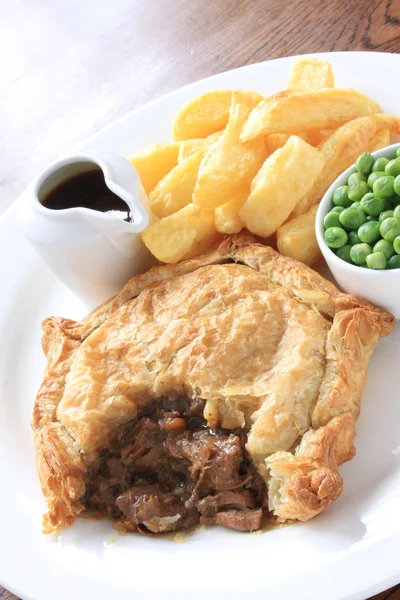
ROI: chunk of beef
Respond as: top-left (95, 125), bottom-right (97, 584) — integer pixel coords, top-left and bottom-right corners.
top-left (120, 417), bottom-right (165, 470)
top-left (197, 490), bottom-right (255, 517)
top-left (186, 396), bottom-right (206, 417)
top-left (116, 484), bottom-right (199, 533)
top-left (214, 508), bottom-right (263, 532)
top-left (120, 419), bottom-right (191, 491)
top-left (166, 431), bottom-right (244, 497)
top-left (106, 456), bottom-right (131, 483)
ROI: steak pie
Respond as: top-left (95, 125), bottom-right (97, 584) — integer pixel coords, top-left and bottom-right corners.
top-left (32, 234), bottom-right (394, 534)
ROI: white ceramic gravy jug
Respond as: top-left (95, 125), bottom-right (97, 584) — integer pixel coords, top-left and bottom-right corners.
top-left (19, 153), bottom-right (155, 308)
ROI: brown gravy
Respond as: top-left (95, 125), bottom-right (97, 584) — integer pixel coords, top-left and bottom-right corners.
top-left (41, 168), bottom-right (132, 221)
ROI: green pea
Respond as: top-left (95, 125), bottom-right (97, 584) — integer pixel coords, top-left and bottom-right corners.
top-left (324, 211), bottom-right (341, 229)
top-left (339, 206), bottom-right (367, 230)
top-left (366, 215), bottom-right (375, 221)
top-left (348, 172), bottom-right (367, 185)
top-left (394, 205), bottom-right (400, 220)
top-left (350, 243), bottom-right (372, 265)
top-left (380, 217), bottom-right (400, 241)
top-left (388, 254), bottom-right (400, 268)
top-left (397, 148), bottom-right (400, 159)
top-left (385, 158), bottom-right (400, 178)
top-left (394, 236), bottom-right (400, 254)
top-left (352, 201), bottom-right (362, 209)
top-left (379, 210), bottom-right (394, 223)
top-left (355, 152), bottom-right (374, 175)
top-left (366, 251), bottom-right (387, 270)
top-left (360, 193), bottom-right (384, 216)
top-left (394, 175), bottom-right (400, 196)
top-left (331, 206), bottom-right (345, 213)
top-left (348, 231), bottom-right (361, 245)
top-left (324, 227), bottom-right (348, 249)
top-left (336, 244), bottom-right (353, 263)
top-left (372, 157), bottom-right (389, 172)
top-left (348, 181), bottom-right (369, 202)
top-left (332, 185), bottom-right (352, 207)
top-left (360, 192), bottom-right (375, 203)
top-left (368, 171), bottom-right (386, 189)
top-left (373, 239), bottom-right (395, 260)
top-left (373, 176), bottom-right (395, 199)
top-left (357, 221), bottom-right (381, 244)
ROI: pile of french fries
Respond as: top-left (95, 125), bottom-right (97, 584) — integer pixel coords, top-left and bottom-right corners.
top-left (130, 58), bottom-right (400, 266)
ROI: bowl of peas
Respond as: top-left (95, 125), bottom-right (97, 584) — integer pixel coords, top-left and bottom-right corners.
top-left (316, 142), bottom-right (400, 317)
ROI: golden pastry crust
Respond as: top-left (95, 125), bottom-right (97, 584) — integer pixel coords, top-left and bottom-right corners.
top-left (32, 233), bottom-right (395, 532)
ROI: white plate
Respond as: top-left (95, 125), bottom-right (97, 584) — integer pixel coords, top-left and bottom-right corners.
top-left (1, 51), bottom-right (400, 600)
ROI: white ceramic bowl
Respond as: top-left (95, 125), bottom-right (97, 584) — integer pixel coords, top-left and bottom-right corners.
top-left (316, 142), bottom-right (400, 319)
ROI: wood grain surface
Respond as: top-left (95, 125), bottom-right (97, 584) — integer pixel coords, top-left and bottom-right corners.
top-left (1, 0), bottom-right (400, 598)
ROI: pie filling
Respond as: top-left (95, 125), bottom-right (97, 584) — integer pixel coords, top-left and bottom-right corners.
top-left (84, 397), bottom-right (266, 533)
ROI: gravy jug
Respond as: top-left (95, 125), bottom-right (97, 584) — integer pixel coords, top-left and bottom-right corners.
top-left (19, 153), bottom-right (155, 308)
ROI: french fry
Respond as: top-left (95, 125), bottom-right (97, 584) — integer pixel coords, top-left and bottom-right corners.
top-left (239, 136), bottom-right (324, 238)
top-left (240, 88), bottom-right (381, 141)
top-left (276, 205), bottom-right (321, 266)
top-left (129, 142), bottom-right (181, 195)
top-left (214, 188), bottom-right (249, 234)
top-left (172, 90), bottom-right (233, 141)
top-left (370, 128), bottom-right (391, 151)
top-left (193, 91), bottom-right (266, 209)
top-left (291, 114), bottom-right (399, 218)
top-left (178, 131), bottom-right (223, 163)
top-left (237, 90), bottom-right (290, 144)
top-left (141, 204), bottom-right (217, 263)
top-left (286, 58), bottom-right (335, 93)
top-left (171, 90), bottom-right (230, 142)
top-left (374, 113), bottom-right (400, 135)
top-left (172, 90), bottom-right (263, 141)
top-left (149, 152), bottom-right (204, 218)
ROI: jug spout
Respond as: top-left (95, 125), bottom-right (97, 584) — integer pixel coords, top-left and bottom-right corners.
top-left (79, 152), bottom-right (153, 257)
top-left (96, 152), bottom-right (152, 233)
top-left (19, 152), bottom-right (156, 308)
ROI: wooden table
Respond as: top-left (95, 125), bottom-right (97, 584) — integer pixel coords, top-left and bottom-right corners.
top-left (0, 0), bottom-right (399, 598)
